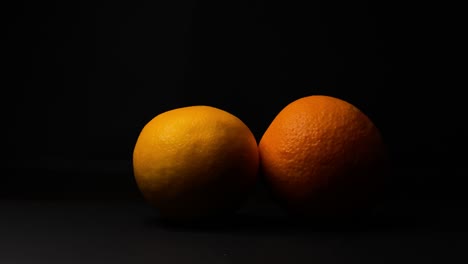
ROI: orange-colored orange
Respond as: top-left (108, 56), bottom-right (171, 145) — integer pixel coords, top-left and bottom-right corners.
top-left (259, 95), bottom-right (389, 218)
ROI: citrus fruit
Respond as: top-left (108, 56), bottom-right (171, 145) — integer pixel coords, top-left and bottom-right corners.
top-left (133, 106), bottom-right (259, 221)
top-left (259, 95), bottom-right (389, 219)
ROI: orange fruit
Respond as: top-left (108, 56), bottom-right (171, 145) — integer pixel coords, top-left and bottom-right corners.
top-left (259, 95), bottom-right (389, 219)
top-left (133, 106), bottom-right (259, 221)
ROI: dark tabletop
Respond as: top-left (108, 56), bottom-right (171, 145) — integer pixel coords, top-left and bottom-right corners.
top-left (2, 193), bottom-right (467, 264)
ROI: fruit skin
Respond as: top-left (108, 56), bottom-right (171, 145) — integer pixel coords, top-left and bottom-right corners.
top-left (259, 95), bottom-right (389, 219)
top-left (133, 106), bottom-right (259, 221)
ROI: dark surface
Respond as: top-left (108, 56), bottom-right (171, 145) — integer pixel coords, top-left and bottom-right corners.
top-left (2, 167), bottom-right (468, 263)
top-left (1, 193), bottom-right (467, 264)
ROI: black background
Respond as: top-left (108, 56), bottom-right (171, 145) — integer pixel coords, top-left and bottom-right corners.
top-left (4, 0), bottom-right (466, 220)
top-left (3, 1), bottom-right (467, 263)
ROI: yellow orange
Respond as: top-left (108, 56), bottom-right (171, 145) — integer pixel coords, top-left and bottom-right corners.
top-left (133, 106), bottom-right (259, 221)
